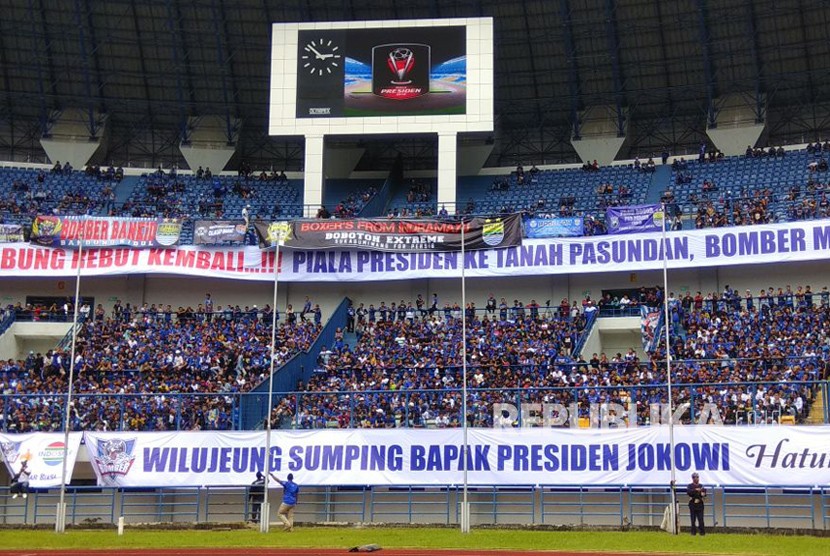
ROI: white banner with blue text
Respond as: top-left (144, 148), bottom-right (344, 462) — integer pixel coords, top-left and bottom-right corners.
top-left (0, 220), bottom-right (830, 282)
top-left (82, 427), bottom-right (830, 487)
top-left (1, 218), bottom-right (830, 281)
top-left (0, 432), bottom-right (84, 488)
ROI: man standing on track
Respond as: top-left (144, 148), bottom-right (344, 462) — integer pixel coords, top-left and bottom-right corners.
top-left (686, 472), bottom-right (707, 535)
top-left (271, 472), bottom-right (299, 532)
top-left (248, 472), bottom-right (265, 523)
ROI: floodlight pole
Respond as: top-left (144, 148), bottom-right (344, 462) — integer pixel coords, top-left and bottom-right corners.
top-left (460, 221), bottom-right (470, 533)
top-left (661, 204), bottom-right (678, 534)
top-left (56, 217), bottom-right (84, 533)
top-left (261, 238), bottom-right (281, 533)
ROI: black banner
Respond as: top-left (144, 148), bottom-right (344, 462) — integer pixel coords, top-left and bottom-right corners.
top-left (255, 214), bottom-right (522, 252)
top-left (193, 220), bottom-right (248, 246)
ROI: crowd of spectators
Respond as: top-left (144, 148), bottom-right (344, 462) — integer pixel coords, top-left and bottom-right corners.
top-left (312, 184), bottom-right (380, 219)
top-left (633, 157), bottom-right (656, 173)
top-left (805, 141), bottom-right (830, 155)
top-left (271, 282), bottom-right (826, 429)
top-left (84, 164), bottom-right (124, 182)
top-left (2, 283), bottom-right (827, 432)
top-left (271, 296), bottom-right (593, 429)
top-left (1, 168), bottom-right (112, 223)
top-left (745, 145), bottom-right (786, 158)
top-left (0, 300), bottom-right (322, 433)
top-left (115, 167), bottom-right (192, 219)
top-left (646, 284), bottom-right (827, 425)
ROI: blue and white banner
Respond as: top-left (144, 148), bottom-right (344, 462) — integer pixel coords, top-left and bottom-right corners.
top-left (524, 215), bottom-right (583, 238)
top-left (0, 432), bottom-right (83, 487)
top-left (1, 218), bottom-right (830, 282)
top-left (607, 204), bottom-right (663, 234)
top-left (82, 427), bottom-right (830, 487)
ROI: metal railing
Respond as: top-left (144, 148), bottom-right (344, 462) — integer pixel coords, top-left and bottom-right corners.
top-left (1, 484), bottom-right (828, 531)
top-left (1, 379), bottom-right (825, 433)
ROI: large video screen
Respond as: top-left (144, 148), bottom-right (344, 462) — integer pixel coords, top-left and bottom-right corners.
top-left (296, 26), bottom-right (466, 118)
top-left (269, 18), bottom-right (493, 136)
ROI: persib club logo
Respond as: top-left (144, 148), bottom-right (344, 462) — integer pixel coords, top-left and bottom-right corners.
top-left (92, 437), bottom-right (137, 481)
top-left (482, 219), bottom-right (506, 247)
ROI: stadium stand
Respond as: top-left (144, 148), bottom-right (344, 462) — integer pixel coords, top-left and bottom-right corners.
top-left (0, 307), bottom-right (321, 432)
top-left (0, 167), bottom-right (115, 226)
top-left (666, 147), bottom-right (830, 227)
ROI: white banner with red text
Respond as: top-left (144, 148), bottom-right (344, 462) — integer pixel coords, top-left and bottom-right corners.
top-left (81, 427), bottom-right (830, 487)
top-left (1, 218), bottom-right (830, 282)
top-left (0, 432), bottom-right (84, 488)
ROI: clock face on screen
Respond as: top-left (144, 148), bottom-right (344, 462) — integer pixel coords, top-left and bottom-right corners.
top-left (300, 38), bottom-right (342, 77)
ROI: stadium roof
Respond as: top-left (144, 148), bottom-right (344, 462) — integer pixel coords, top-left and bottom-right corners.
top-left (0, 0), bottom-right (828, 172)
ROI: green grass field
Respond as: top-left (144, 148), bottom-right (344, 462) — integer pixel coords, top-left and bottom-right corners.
top-left (0, 527), bottom-right (826, 555)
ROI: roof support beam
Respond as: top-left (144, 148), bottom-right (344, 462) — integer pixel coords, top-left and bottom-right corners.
top-left (559, 0), bottom-right (582, 139)
top-left (27, 0), bottom-right (52, 137)
top-left (128, 0), bottom-right (153, 123)
top-left (520, 0), bottom-right (544, 136)
top-left (695, 0), bottom-right (717, 128)
top-left (74, 0), bottom-right (100, 138)
top-left (653, 0), bottom-right (676, 135)
top-left (795, 0), bottom-right (816, 105)
top-left (164, 0), bottom-right (190, 144)
top-left (36, 0), bottom-right (60, 105)
top-left (211, 0), bottom-right (239, 145)
top-left (603, 0), bottom-right (626, 137)
top-left (745, 0), bottom-right (765, 123)
top-left (83, 0), bottom-right (107, 115)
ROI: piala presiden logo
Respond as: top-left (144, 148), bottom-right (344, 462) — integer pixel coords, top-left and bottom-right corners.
top-left (372, 43), bottom-right (430, 100)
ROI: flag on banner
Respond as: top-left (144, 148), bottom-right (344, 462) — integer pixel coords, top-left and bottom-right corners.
top-left (641, 305), bottom-right (662, 352)
top-left (193, 220), bottom-right (247, 246)
top-left (0, 432), bottom-right (84, 487)
top-left (253, 220), bottom-right (291, 248)
top-left (255, 214), bottom-right (523, 252)
top-left (607, 204), bottom-right (664, 234)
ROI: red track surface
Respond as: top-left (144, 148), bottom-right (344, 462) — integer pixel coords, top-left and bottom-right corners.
top-left (0, 550), bottom-right (681, 556)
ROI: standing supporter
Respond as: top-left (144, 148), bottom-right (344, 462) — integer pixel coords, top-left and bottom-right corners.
top-left (272, 473), bottom-right (299, 532)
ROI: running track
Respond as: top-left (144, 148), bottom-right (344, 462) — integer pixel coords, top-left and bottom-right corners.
top-left (0, 550), bottom-right (683, 556)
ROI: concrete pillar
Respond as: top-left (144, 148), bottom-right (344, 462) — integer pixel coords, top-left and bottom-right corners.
top-left (437, 132), bottom-right (458, 213)
top-left (304, 135), bottom-right (325, 217)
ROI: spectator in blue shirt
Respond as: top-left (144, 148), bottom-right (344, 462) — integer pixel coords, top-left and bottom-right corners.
top-left (272, 472), bottom-right (299, 531)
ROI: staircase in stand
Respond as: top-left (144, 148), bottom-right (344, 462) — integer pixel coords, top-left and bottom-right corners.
top-left (807, 386), bottom-right (826, 424)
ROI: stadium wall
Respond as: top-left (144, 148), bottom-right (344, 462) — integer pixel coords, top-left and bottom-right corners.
top-left (1, 260), bottom-right (827, 322)
top-left (1, 483), bottom-right (827, 530)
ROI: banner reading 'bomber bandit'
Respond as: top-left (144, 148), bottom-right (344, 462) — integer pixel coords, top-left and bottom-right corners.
top-left (31, 215), bottom-right (182, 248)
top-left (256, 214), bottom-right (523, 252)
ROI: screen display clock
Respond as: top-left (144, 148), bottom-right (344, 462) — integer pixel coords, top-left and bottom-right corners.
top-left (300, 37), bottom-right (342, 77)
